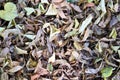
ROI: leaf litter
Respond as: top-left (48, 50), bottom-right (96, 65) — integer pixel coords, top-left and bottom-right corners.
top-left (0, 0), bottom-right (120, 80)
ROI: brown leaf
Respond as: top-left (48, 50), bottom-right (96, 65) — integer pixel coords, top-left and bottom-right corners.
top-left (31, 73), bottom-right (40, 80)
top-left (84, 2), bottom-right (95, 9)
top-left (52, 0), bottom-right (63, 4)
top-left (34, 60), bottom-right (48, 75)
top-left (70, 4), bottom-right (82, 12)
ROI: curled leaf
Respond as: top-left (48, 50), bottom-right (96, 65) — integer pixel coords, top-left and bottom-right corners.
top-left (79, 14), bottom-right (93, 34)
top-left (45, 4), bottom-right (58, 15)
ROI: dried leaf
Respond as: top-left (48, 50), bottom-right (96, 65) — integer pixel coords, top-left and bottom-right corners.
top-left (85, 68), bottom-right (98, 74)
top-left (41, 0), bottom-right (49, 4)
top-left (73, 41), bottom-right (82, 50)
top-left (34, 60), bottom-right (48, 76)
top-left (72, 50), bottom-right (79, 60)
top-left (109, 28), bottom-right (117, 39)
top-left (111, 46), bottom-right (120, 52)
top-left (49, 25), bottom-right (60, 41)
top-left (95, 41), bottom-right (102, 53)
top-left (84, 2), bottom-right (95, 9)
top-left (94, 0), bottom-right (106, 24)
top-left (79, 14), bottom-right (93, 34)
top-left (45, 4), bottom-right (58, 15)
top-left (107, 0), bottom-right (113, 11)
top-left (52, 0), bottom-right (63, 3)
top-left (24, 34), bottom-right (36, 40)
top-left (1, 72), bottom-right (8, 80)
top-left (64, 29), bottom-right (78, 38)
top-left (58, 9), bottom-right (67, 19)
top-left (15, 46), bottom-right (28, 54)
top-left (117, 14), bottom-right (120, 21)
top-left (9, 65), bottom-right (23, 73)
top-left (48, 53), bottom-right (55, 63)
top-left (82, 28), bottom-right (92, 41)
top-left (31, 73), bottom-right (40, 80)
top-left (74, 18), bottom-right (79, 28)
top-left (24, 7), bottom-right (35, 16)
top-left (0, 27), bottom-right (5, 33)
top-left (70, 4), bottom-right (82, 12)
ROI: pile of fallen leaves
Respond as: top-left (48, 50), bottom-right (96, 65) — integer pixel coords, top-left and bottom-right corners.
top-left (0, 0), bottom-right (120, 80)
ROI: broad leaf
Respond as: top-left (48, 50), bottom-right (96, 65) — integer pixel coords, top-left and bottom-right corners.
top-left (0, 2), bottom-right (17, 21)
top-left (101, 66), bottom-right (113, 78)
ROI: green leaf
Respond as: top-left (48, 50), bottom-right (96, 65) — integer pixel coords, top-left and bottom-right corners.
top-left (0, 2), bottom-right (17, 21)
top-left (109, 28), bottom-right (117, 39)
top-left (111, 46), bottom-right (120, 52)
top-left (117, 14), bottom-right (120, 21)
top-left (4, 2), bottom-right (17, 12)
top-left (74, 18), bottom-right (79, 28)
top-left (47, 63), bottom-right (53, 72)
top-left (24, 7), bottom-right (35, 16)
top-left (38, 3), bottom-right (45, 13)
top-left (107, 0), bottom-right (113, 11)
top-left (101, 66), bottom-right (113, 78)
top-left (95, 41), bottom-right (102, 53)
top-left (87, 0), bottom-right (93, 3)
top-left (0, 27), bottom-right (5, 33)
top-left (94, 58), bottom-right (102, 63)
top-left (64, 29), bottom-right (78, 38)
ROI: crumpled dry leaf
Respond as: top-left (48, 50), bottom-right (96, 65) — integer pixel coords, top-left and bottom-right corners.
top-left (1, 28), bottom-right (22, 39)
top-left (45, 4), bottom-right (58, 15)
top-left (15, 46), bottom-right (28, 54)
top-left (0, 27), bottom-right (5, 33)
top-left (73, 41), bottom-right (82, 50)
top-left (79, 14), bottom-right (93, 34)
top-left (85, 68), bottom-right (99, 74)
top-left (64, 29), bottom-right (78, 38)
top-left (1, 72), bottom-right (8, 80)
top-left (0, 47), bottom-right (9, 57)
top-left (109, 28), bottom-right (117, 39)
top-left (41, 0), bottom-right (49, 4)
top-left (70, 4), bottom-right (82, 13)
top-left (82, 28), bottom-right (93, 41)
top-left (32, 60), bottom-right (48, 80)
top-left (49, 25), bottom-right (60, 41)
top-left (111, 46), bottom-right (120, 53)
top-left (54, 59), bottom-right (71, 68)
top-left (95, 41), bottom-right (102, 53)
top-left (24, 34), bottom-right (36, 40)
top-left (9, 65), bottom-right (23, 73)
top-left (94, 0), bottom-right (106, 24)
top-left (24, 7), bottom-right (35, 16)
top-left (48, 53), bottom-right (56, 63)
top-left (84, 2), bottom-right (95, 9)
top-left (71, 50), bottom-right (79, 60)
top-left (74, 18), bottom-right (79, 28)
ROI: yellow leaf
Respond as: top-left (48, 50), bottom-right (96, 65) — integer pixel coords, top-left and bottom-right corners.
top-left (74, 41), bottom-right (82, 50)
